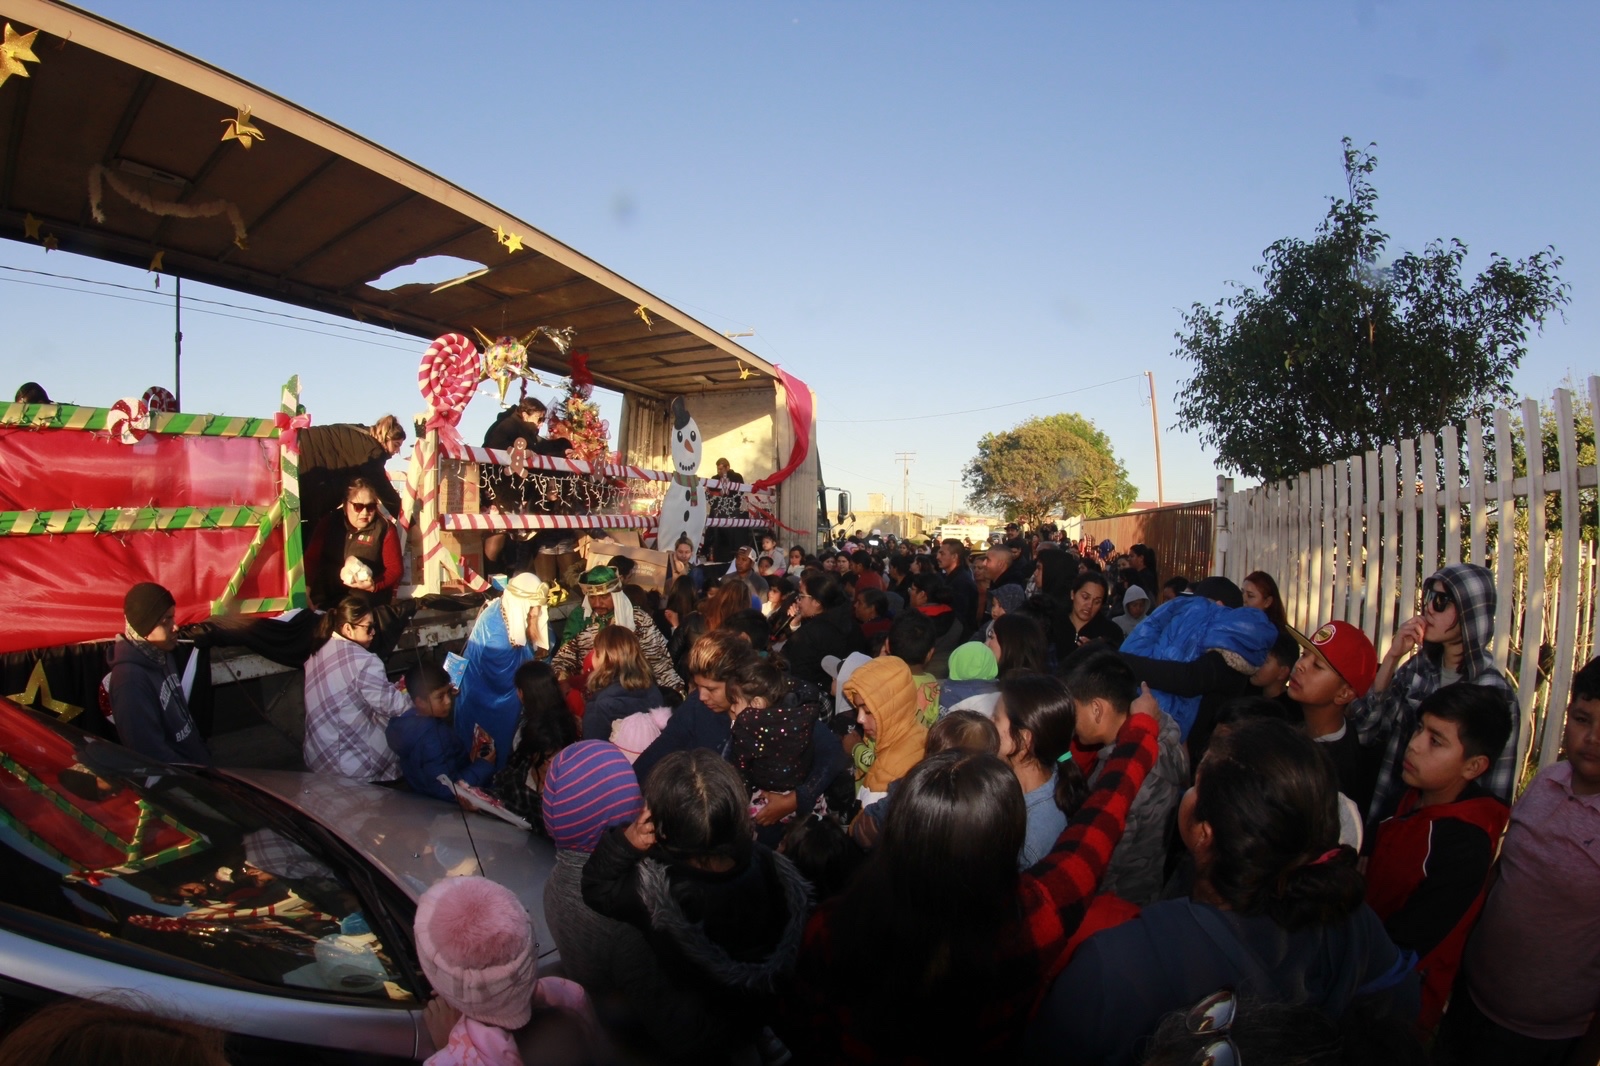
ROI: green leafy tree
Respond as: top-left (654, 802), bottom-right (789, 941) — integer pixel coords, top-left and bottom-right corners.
top-left (963, 413), bottom-right (1137, 526)
top-left (1173, 139), bottom-right (1569, 483)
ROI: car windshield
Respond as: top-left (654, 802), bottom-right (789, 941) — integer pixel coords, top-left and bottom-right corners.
top-left (0, 700), bottom-right (414, 1003)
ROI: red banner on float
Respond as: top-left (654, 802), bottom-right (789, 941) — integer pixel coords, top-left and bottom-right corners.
top-left (0, 429), bottom-right (287, 654)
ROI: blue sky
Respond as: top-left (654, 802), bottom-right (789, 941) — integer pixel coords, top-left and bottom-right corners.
top-left (4, 1), bottom-right (1596, 520)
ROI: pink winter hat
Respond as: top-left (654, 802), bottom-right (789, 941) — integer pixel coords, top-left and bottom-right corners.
top-left (414, 876), bottom-right (536, 1030)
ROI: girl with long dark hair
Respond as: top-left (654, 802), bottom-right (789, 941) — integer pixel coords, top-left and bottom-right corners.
top-left (783, 695), bottom-right (1160, 1062)
top-left (995, 673), bottom-right (1090, 868)
top-left (1028, 717), bottom-right (1419, 1065)
top-left (490, 660), bottom-right (578, 827)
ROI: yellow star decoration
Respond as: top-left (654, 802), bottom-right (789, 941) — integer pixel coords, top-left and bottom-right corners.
top-left (233, 233), bottom-right (249, 250)
top-left (738, 364), bottom-right (753, 380)
top-left (22, 212), bottom-right (39, 239)
top-left (220, 106), bottom-right (265, 148)
top-left (42, 233), bottom-right (57, 251)
top-left (7, 660), bottom-right (83, 722)
top-left (149, 250), bottom-right (164, 273)
top-left (0, 23), bottom-right (40, 90)
top-left (494, 225), bottom-right (524, 254)
top-left (634, 304), bottom-right (654, 329)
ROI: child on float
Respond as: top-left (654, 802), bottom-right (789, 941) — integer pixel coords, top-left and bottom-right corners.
top-left (386, 662), bottom-right (495, 803)
top-left (581, 749), bottom-right (810, 1063)
top-left (1363, 683), bottom-right (1511, 1030)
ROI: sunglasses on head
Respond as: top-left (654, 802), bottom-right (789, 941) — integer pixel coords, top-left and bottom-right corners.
top-left (348, 500), bottom-right (377, 513)
top-left (1185, 988), bottom-right (1240, 1066)
top-left (1425, 588), bottom-right (1455, 613)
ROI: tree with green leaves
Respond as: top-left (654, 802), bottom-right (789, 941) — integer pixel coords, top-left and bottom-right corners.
top-left (1173, 139), bottom-right (1569, 483)
top-left (962, 412), bottom-right (1137, 526)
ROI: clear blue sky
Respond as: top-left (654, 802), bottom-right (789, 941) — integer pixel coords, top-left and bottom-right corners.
top-left (5, 1), bottom-right (1596, 519)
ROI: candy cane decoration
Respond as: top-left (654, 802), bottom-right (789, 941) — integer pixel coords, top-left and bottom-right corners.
top-left (142, 386), bottom-right (178, 414)
top-left (276, 377), bottom-right (307, 608)
top-left (106, 397), bottom-right (150, 445)
top-left (418, 333), bottom-right (480, 448)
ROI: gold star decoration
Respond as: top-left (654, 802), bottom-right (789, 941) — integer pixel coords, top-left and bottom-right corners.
top-left (494, 225), bottom-right (524, 254)
top-left (42, 233), bottom-right (57, 251)
top-left (738, 364), bottom-right (753, 380)
top-left (634, 304), bottom-right (653, 329)
top-left (22, 212), bottom-right (40, 239)
top-left (7, 660), bottom-right (83, 722)
top-left (0, 23), bottom-right (41, 90)
top-left (220, 106), bottom-right (265, 148)
top-left (148, 250), bottom-right (164, 273)
top-left (233, 233), bottom-right (249, 250)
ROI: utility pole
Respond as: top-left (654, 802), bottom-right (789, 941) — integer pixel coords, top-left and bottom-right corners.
top-left (174, 276), bottom-right (184, 410)
top-left (895, 452), bottom-right (916, 540)
top-left (949, 479), bottom-right (958, 519)
top-left (1146, 370), bottom-right (1164, 505)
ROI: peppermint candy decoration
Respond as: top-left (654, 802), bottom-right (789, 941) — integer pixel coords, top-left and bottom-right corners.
top-left (418, 333), bottom-right (480, 426)
top-left (142, 386), bottom-right (178, 414)
top-left (106, 397), bottom-right (150, 445)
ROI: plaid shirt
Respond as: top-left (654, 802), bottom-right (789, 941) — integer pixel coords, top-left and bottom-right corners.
top-left (303, 633), bottom-right (411, 781)
top-left (1347, 564), bottom-right (1519, 828)
top-left (782, 713), bottom-right (1159, 1063)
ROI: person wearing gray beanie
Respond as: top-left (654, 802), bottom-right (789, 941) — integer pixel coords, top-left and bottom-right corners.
top-left (108, 582), bottom-right (211, 766)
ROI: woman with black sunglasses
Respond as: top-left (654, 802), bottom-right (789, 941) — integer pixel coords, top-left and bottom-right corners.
top-left (304, 475), bottom-right (403, 609)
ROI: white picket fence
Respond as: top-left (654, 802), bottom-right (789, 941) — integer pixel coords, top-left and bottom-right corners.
top-left (1212, 376), bottom-right (1600, 780)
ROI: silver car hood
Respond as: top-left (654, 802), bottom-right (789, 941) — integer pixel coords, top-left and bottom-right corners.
top-left (223, 769), bottom-right (557, 957)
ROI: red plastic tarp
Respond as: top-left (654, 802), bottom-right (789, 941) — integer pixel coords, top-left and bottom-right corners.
top-left (0, 429), bottom-right (286, 654)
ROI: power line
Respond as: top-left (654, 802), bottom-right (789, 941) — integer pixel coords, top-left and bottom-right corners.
top-left (0, 274), bottom-right (420, 353)
top-left (817, 373), bottom-right (1145, 424)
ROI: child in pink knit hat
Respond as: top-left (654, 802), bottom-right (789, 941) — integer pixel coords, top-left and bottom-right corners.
top-left (415, 876), bottom-right (590, 1065)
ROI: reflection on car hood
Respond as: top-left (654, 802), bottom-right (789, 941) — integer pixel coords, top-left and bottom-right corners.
top-left (223, 769), bottom-right (556, 956)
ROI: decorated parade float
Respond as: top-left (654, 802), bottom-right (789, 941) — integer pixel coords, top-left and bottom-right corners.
top-left (0, 0), bottom-right (820, 724)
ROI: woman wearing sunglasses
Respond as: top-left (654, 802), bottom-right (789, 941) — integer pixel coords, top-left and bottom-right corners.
top-left (305, 476), bottom-right (403, 609)
top-left (1346, 563), bottom-right (1518, 829)
top-left (1025, 718), bottom-right (1419, 1066)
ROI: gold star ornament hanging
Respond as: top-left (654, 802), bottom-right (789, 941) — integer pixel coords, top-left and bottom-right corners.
top-left (7, 660), bottom-right (83, 722)
top-left (634, 304), bottom-right (654, 329)
top-left (42, 233), bottom-right (57, 251)
top-left (221, 106), bottom-right (265, 148)
top-left (149, 250), bottom-right (164, 273)
top-left (738, 364), bottom-right (753, 380)
top-left (494, 225), bottom-right (524, 254)
top-left (0, 23), bottom-right (40, 89)
top-left (22, 212), bottom-right (40, 240)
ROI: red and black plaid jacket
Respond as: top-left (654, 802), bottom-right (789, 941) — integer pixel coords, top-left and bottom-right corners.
top-left (782, 712), bottom-right (1160, 1063)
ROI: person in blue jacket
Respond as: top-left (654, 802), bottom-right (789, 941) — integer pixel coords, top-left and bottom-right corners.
top-left (387, 662), bottom-right (495, 802)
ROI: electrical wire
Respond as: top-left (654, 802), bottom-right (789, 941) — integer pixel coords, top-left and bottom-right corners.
top-left (0, 273), bottom-right (420, 353)
top-left (818, 373), bottom-right (1146, 424)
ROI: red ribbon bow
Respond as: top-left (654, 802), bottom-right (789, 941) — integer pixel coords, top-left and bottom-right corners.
top-left (274, 411), bottom-right (312, 453)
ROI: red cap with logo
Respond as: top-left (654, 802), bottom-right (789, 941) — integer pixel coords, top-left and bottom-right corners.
top-left (1292, 620), bottom-right (1378, 698)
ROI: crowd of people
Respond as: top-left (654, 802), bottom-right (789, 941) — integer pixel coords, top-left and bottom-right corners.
top-left (87, 515), bottom-right (1600, 1066)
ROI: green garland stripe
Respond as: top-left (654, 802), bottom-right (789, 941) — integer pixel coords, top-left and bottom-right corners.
top-left (0, 505), bottom-right (273, 536)
top-left (0, 402), bottom-right (277, 439)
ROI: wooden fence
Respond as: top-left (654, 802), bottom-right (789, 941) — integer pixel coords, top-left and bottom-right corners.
top-left (1078, 499), bottom-right (1216, 583)
top-left (1213, 377), bottom-right (1600, 779)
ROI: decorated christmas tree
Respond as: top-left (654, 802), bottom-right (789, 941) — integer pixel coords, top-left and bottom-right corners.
top-left (546, 351), bottom-right (613, 464)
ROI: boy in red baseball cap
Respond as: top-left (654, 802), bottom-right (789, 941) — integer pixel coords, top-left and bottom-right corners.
top-left (1288, 620), bottom-right (1379, 816)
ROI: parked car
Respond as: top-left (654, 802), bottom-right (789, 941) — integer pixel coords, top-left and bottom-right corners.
top-left (0, 696), bottom-right (554, 1061)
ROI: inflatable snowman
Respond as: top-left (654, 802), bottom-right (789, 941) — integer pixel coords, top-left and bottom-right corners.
top-left (655, 396), bottom-right (707, 562)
